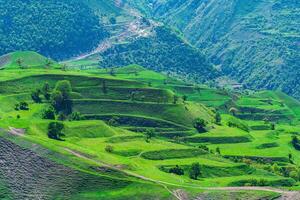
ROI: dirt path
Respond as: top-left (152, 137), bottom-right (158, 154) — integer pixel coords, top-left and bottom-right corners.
top-left (64, 147), bottom-right (300, 200)
top-left (8, 127), bottom-right (25, 137)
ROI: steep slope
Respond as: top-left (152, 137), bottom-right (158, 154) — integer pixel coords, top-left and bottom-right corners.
top-left (126, 0), bottom-right (300, 98)
top-left (0, 0), bottom-right (108, 60)
top-left (99, 26), bottom-right (217, 82)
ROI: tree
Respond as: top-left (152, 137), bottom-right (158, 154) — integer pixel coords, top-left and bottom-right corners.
top-left (31, 90), bottom-right (42, 103)
top-left (42, 106), bottom-right (56, 120)
top-left (45, 59), bottom-right (52, 68)
top-left (16, 58), bottom-right (23, 68)
top-left (216, 147), bottom-right (221, 155)
top-left (145, 129), bottom-right (155, 140)
top-left (173, 95), bottom-right (179, 104)
top-left (51, 91), bottom-right (64, 112)
top-left (109, 68), bottom-right (116, 76)
top-left (102, 80), bottom-right (108, 94)
top-left (55, 80), bottom-right (72, 98)
top-left (189, 162), bottom-right (201, 180)
top-left (105, 145), bottom-right (114, 153)
top-left (42, 82), bottom-right (51, 100)
top-left (15, 102), bottom-right (29, 111)
top-left (169, 165), bottom-right (184, 176)
top-left (270, 123), bottom-right (276, 130)
top-left (215, 112), bottom-right (221, 125)
top-left (194, 118), bottom-right (207, 133)
top-left (53, 80), bottom-right (73, 114)
top-left (182, 95), bottom-right (188, 103)
top-left (47, 122), bottom-right (65, 140)
top-left (292, 136), bottom-right (300, 150)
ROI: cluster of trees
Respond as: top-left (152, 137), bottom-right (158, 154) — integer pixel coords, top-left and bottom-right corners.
top-left (166, 162), bottom-right (201, 180)
top-left (28, 80), bottom-right (85, 140)
top-left (0, 0), bottom-right (107, 60)
top-left (15, 102), bottom-right (29, 111)
top-left (30, 80), bottom-right (83, 121)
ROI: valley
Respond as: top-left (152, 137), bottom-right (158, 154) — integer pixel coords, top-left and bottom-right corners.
top-left (1, 0), bottom-right (300, 199)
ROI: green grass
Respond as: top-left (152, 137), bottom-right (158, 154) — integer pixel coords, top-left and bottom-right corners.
top-left (1, 51), bottom-right (60, 69)
top-left (2, 59), bottom-right (300, 198)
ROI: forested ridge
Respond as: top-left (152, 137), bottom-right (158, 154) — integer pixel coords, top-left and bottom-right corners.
top-left (125, 0), bottom-right (300, 98)
top-left (0, 0), bottom-right (107, 60)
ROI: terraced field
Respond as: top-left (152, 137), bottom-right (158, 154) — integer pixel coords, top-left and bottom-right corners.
top-left (1, 52), bottom-right (300, 199)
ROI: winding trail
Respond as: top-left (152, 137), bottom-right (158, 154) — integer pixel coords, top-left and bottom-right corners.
top-left (64, 148), bottom-right (300, 200)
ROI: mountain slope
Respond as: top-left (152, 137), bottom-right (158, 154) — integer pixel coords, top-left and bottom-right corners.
top-left (126, 0), bottom-right (300, 98)
top-left (0, 0), bottom-right (108, 60)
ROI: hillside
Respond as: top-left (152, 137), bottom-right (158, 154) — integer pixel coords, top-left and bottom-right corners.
top-left (0, 0), bottom-right (108, 60)
top-left (2, 52), bottom-right (300, 199)
top-left (125, 0), bottom-right (300, 98)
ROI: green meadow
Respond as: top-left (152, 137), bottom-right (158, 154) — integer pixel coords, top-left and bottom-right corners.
top-left (1, 51), bottom-right (300, 199)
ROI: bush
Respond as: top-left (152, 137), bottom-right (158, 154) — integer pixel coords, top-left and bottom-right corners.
top-left (189, 162), bottom-right (201, 180)
top-left (69, 112), bottom-right (83, 121)
top-left (31, 90), bottom-right (42, 103)
top-left (105, 145), bottom-right (114, 153)
top-left (194, 118), bottom-right (207, 133)
top-left (42, 106), bottom-right (56, 120)
top-left (292, 136), bottom-right (300, 150)
top-left (15, 102), bottom-right (29, 111)
top-left (169, 165), bottom-right (184, 176)
top-left (48, 122), bottom-right (65, 140)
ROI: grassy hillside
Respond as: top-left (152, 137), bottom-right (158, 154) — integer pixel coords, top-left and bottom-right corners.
top-left (2, 53), bottom-right (300, 199)
top-left (0, 51), bottom-right (60, 70)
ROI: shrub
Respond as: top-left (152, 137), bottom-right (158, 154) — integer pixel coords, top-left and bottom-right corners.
top-left (52, 80), bottom-right (73, 114)
top-left (15, 102), bottom-right (29, 111)
top-left (105, 145), bottom-right (114, 153)
top-left (42, 82), bottom-right (51, 100)
top-left (189, 162), bottom-right (201, 180)
top-left (215, 112), bottom-right (222, 125)
top-left (42, 106), bottom-right (56, 120)
top-left (31, 90), bottom-right (42, 103)
top-left (69, 112), bottom-right (83, 121)
top-left (47, 122), bottom-right (65, 140)
top-left (292, 136), bottom-right (300, 150)
top-left (169, 165), bottom-right (184, 176)
top-left (194, 118), bottom-right (207, 133)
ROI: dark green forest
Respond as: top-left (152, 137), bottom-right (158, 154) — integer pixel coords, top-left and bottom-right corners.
top-left (0, 0), bottom-right (107, 60)
top-left (101, 27), bottom-right (217, 83)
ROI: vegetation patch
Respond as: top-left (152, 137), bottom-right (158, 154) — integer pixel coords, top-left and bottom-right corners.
top-left (225, 155), bottom-right (289, 164)
top-left (141, 148), bottom-right (207, 160)
top-left (160, 164), bottom-right (255, 178)
top-left (230, 178), bottom-right (295, 187)
top-left (256, 142), bottom-right (279, 149)
top-left (106, 135), bottom-right (144, 143)
top-left (183, 136), bottom-right (251, 144)
top-left (113, 150), bottom-right (142, 157)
